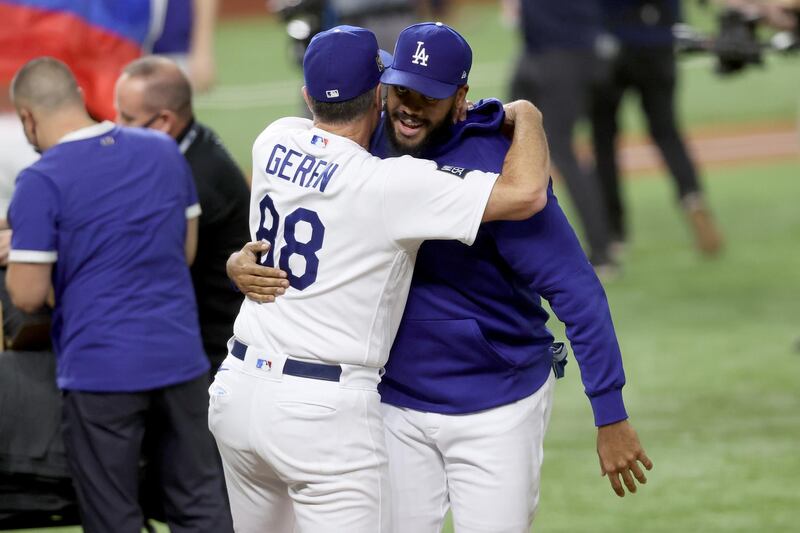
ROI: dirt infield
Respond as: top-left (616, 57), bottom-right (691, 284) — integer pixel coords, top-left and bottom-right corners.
top-left (601, 122), bottom-right (798, 176)
top-left (219, 0), bottom-right (486, 18)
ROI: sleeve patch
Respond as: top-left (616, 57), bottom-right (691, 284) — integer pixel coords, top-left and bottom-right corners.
top-left (437, 164), bottom-right (470, 178)
top-left (186, 203), bottom-right (202, 219)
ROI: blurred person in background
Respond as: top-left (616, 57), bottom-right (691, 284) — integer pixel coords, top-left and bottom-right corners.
top-left (0, 0), bottom-right (151, 231)
top-left (0, 0), bottom-right (218, 234)
top-left (115, 56), bottom-right (250, 373)
top-left (591, 0), bottom-right (724, 255)
top-left (508, 0), bottom-right (619, 275)
top-left (272, 0), bottom-right (417, 115)
top-left (150, 0), bottom-right (220, 92)
top-left (722, 0), bottom-right (800, 29)
top-left (332, 0), bottom-right (417, 50)
top-left (415, 0), bottom-right (450, 18)
top-left (6, 57), bottom-right (232, 533)
top-left (272, 0), bottom-right (416, 55)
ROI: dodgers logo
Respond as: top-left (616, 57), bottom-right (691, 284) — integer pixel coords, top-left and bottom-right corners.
top-left (311, 135), bottom-right (329, 148)
top-left (412, 41), bottom-right (429, 66)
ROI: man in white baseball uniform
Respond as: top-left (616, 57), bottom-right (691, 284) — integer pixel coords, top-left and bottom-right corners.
top-left (208, 25), bottom-right (550, 533)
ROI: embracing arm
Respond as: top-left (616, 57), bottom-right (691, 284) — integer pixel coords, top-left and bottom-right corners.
top-left (226, 241), bottom-right (289, 303)
top-left (482, 100), bottom-right (550, 222)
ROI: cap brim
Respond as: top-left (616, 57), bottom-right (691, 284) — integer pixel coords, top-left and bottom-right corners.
top-left (380, 68), bottom-right (458, 99)
top-left (379, 49), bottom-right (393, 70)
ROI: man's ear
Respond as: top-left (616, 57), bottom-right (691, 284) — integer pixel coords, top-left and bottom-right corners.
top-left (301, 86), bottom-right (313, 115)
top-left (17, 107), bottom-right (36, 137)
top-left (453, 84), bottom-right (470, 124)
top-left (17, 107), bottom-right (32, 123)
top-left (457, 84), bottom-right (470, 101)
top-left (157, 109), bottom-right (180, 136)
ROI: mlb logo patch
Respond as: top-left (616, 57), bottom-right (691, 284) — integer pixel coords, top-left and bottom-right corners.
top-left (311, 135), bottom-right (329, 148)
top-left (438, 164), bottom-right (469, 178)
top-left (326, 89), bottom-right (340, 98)
top-left (256, 358), bottom-right (273, 371)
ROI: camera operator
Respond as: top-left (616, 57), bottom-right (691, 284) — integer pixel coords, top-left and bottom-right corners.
top-left (590, 0), bottom-right (724, 256)
top-left (679, 1), bottom-right (800, 74)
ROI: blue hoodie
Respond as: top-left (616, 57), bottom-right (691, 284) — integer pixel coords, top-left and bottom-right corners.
top-left (370, 99), bottom-right (627, 426)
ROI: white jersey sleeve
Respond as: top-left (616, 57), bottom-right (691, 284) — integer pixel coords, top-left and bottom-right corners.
top-left (380, 156), bottom-right (498, 247)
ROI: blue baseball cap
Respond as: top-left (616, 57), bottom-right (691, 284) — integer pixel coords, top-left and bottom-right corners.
top-left (381, 22), bottom-right (472, 99)
top-left (303, 25), bottom-right (386, 103)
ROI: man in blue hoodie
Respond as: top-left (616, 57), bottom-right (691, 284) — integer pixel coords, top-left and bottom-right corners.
top-left (229, 22), bottom-right (652, 533)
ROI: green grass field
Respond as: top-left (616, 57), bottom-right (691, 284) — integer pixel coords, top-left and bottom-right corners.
top-left (8, 1), bottom-right (799, 532)
top-left (197, 2), bottom-right (800, 168)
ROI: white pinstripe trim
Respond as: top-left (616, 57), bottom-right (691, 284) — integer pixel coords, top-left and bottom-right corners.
top-left (58, 121), bottom-right (115, 144)
top-left (8, 249), bottom-right (57, 263)
top-left (186, 203), bottom-right (202, 219)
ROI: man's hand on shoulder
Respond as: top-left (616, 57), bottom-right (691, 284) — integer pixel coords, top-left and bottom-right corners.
top-left (597, 419), bottom-right (653, 497)
top-left (227, 241), bottom-right (289, 303)
top-left (501, 99), bottom-right (543, 139)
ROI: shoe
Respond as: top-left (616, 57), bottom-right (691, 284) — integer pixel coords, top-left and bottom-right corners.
top-left (682, 193), bottom-right (724, 256)
top-left (610, 240), bottom-right (627, 263)
top-left (594, 262), bottom-right (622, 283)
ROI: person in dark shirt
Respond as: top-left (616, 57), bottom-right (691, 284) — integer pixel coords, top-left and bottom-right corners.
top-left (591, 0), bottom-right (724, 254)
top-left (509, 0), bottom-right (618, 274)
top-left (115, 56), bottom-right (250, 371)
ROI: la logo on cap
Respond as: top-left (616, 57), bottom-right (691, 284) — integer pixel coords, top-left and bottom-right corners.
top-left (412, 41), bottom-right (429, 67)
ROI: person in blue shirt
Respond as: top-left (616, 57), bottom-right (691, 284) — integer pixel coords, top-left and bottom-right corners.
top-left (228, 22), bottom-right (652, 533)
top-left (5, 57), bottom-right (232, 533)
top-left (591, 0), bottom-right (723, 254)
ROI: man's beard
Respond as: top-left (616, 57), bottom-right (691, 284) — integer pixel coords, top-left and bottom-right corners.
top-left (383, 106), bottom-right (455, 158)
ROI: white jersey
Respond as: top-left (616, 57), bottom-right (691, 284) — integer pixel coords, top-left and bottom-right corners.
top-left (233, 117), bottom-right (498, 368)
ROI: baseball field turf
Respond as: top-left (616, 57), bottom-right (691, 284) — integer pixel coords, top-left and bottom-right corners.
top-left (10, 1), bottom-right (799, 532)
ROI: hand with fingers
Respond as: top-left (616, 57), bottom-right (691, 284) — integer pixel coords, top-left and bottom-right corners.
top-left (596, 419), bottom-right (653, 497)
top-left (501, 99), bottom-right (542, 140)
top-left (226, 241), bottom-right (290, 303)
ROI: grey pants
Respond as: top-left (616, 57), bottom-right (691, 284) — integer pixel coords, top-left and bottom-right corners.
top-left (510, 49), bottom-right (614, 265)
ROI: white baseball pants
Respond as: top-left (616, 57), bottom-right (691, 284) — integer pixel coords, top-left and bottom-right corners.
top-left (209, 353), bottom-right (390, 533)
top-left (381, 372), bottom-right (556, 533)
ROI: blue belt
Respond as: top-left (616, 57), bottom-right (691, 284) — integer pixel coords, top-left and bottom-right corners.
top-left (231, 340), bottom-right (342, 382)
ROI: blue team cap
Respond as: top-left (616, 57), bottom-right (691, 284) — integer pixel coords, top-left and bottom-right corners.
top-left (381, 22), bottom-right (472, 99)
top-left (303, 25), bottom-right (386, 103)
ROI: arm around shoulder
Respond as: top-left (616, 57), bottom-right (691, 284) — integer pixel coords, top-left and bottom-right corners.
top-left (482, 100), bottom-right (549, 222)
